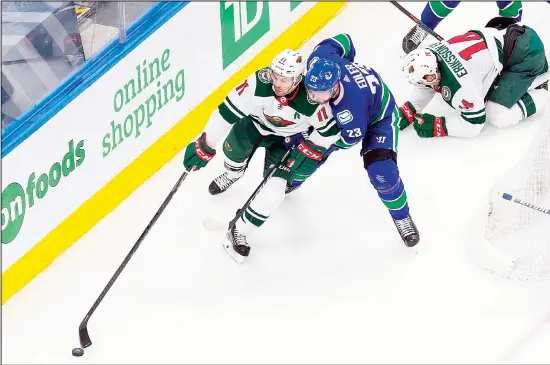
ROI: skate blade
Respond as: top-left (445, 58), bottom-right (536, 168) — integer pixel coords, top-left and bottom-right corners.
top-left (202, 218), bottom-right (228, 232)
top-left (222, 241), bottom-right (245, 264)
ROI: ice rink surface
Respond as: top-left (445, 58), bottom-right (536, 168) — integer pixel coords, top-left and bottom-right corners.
top-left (3, 2), bottom-right (550, 364)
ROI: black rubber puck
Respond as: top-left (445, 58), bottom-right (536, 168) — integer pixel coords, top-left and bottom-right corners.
top-left (72, 347), bottom-right (84, 357)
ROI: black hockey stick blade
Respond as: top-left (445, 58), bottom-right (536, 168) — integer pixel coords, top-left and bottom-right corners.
top-left (79, 324), bottom-right (92, 348)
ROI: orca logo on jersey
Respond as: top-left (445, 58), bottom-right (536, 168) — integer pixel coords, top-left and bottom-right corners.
top-left (263, 112), bottom-right (295, 126)
top-left (441, 86), bottom-right (451, 101)
top-left (336, 110), bottom-right (354, 125)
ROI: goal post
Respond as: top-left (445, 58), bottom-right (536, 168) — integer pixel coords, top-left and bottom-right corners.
top-left (480, 117), bottom-right (550, 280)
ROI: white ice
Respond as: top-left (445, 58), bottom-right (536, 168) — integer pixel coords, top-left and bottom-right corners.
top-left (3, 2), bottom-right (550, 364)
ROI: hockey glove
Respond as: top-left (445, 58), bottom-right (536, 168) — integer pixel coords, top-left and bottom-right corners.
top-left (286, 140), bottom-right (327, 178)
top-left (183, 132), bottom-right (216, 170)
top-left (283, 130), bottom-right (310, 150)
top-left (398, 102), bottom-right (418, 130)
top-left (413, 113), bottom-right (448, 138)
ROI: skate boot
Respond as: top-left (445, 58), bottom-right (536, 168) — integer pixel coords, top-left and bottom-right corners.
top-left (209, 172), bottom-right (241, 195)
top-left (224, 224), bottom-right (250, 263)
top-left (535, 80), bottom-right (548, 91)
top-left (402, 25), bottom-right (428, 54)
top-left (393, 214), bottom-right (420, 247)
top-left (285, 182), bottom-right (301, 195)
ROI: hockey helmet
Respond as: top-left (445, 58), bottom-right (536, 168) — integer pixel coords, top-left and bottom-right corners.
top-left (270, 49), bottom-right (306, 78)
top-left (270, 49), bottom-right (305, 96)
top-left (402, 49), bottom-right (440, 87)
top-left (305, 57), bottom-right (341, 92)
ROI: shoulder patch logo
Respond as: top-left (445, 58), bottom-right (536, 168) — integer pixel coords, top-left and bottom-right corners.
top-left (441, 86), bottom-right (451, 101)
top-left (336, 110), bottom-right (354, 125)
top-left (258, 67), bottom-right (271, 84)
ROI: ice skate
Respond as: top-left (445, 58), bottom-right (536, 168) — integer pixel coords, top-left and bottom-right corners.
top-left (393, 214), bottom-right (420, 247)
top-left (209, 172), bottom-right (241, 195)
top-left (402, 25), bottom-right (428, 54)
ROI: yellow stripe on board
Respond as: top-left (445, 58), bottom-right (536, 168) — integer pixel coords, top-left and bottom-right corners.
top-left (1, 2), bottom-right (347, 304)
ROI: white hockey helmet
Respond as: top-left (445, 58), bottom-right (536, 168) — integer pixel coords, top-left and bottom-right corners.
top-left (402, 49), bottom-right (440, 87)
top-left (270, 49), bottom-right (306, 78)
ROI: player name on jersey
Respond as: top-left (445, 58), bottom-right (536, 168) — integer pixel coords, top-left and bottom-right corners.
top-left (429, 43), bottom-right (469, 78)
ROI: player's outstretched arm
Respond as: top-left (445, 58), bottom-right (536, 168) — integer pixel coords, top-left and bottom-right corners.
top-left (309, 33), bottom-right (356, 65)
top-left (183, 73), bottom-right (258, 170)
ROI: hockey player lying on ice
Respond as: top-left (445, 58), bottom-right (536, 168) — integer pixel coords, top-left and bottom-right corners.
top-left (399, 17), bottom-right (549, 138)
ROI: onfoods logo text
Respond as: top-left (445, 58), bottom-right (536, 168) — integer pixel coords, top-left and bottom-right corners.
top-left (220, 1), bottom-right (301, 69)
top-left (1, 140), bottom-right (86, 244)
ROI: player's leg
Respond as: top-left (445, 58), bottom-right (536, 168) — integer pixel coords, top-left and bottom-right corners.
top-left (285, 143), bottom-right (339, 194)
top-left (227, 138), bottom-right (290, 258)
top-left (496, 1), bottom-right (523, 21)
top-left (486, 24), bottom-right (549, 128)
top-left (363, 105), bottom-right (420, 247)
top-left (486, 86), bottom-right (548, 128)
top-left (402, 1), bottom-right (461, 54)
top-left (209, 115), bottom-right (263, 195)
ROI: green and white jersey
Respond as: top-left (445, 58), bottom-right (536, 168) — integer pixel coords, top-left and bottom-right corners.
top-left (217, 67), bottom-right (337, 145)
top-left (408, 28), bottom-right (505, 135)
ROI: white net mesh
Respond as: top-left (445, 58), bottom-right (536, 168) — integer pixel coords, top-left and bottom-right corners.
top-left (483, 117), bottom-right (550, 281)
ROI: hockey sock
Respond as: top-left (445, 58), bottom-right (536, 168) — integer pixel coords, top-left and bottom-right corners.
top-left (496, 1), bottom-right (523, 21)
top-left (224, 157), bottom-right (247, 179)
top-left (517, 89), bottom-right (547, 120)
top-left (366, 159), bottom-right (410, 220)
top-left (421, 1), bottom-right (460, 30)
top-left (236, 177), bottom-right (287, 236)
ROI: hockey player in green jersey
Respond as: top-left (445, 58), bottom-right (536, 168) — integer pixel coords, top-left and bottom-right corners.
top-left (399, 17), bottom-right (549, 138)
top-left (182, 49), bottom-right (338, 262)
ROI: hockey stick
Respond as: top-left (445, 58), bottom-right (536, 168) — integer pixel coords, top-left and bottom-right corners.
top-left (501, 193), bottom-right (550, 216)
top-left (390, 1), bottom-right (444, 42)
top-left (76, 166), bottom-right (194, 354)
top-left (203, 146), bottom-right (294, 232)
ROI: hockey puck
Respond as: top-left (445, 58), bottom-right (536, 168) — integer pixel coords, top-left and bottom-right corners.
top-left (72, 347), bottom-right (84, 357)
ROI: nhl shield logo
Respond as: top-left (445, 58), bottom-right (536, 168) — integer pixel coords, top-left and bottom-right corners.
top-left (441, 86), bottom-right (451, 101)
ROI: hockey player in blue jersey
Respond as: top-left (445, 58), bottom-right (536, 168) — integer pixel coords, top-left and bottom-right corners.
top-left (303, 34), bottom-right (420, 247)
top-left (402, 1), bottom-right (550, 54)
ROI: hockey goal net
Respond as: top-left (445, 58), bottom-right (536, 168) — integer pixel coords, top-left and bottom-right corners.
top-left (481, 117), bottom-right (550, 280)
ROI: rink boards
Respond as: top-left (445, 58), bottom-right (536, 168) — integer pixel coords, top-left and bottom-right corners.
top-left (1, 2), bottom-right (346, 304)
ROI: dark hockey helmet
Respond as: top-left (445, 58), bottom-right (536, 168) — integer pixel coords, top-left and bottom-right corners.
top-left (485, 16), bottom-right (518, 31)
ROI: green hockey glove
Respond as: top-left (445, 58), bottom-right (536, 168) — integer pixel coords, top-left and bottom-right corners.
top-left (398, 101), bottom-right (418, 130)
top-left (286, 140), bottom-right (327, 177)
top-left (413, 113), bottom-right (448, 138)
top-left (183, 132), bottom-right (216, 170)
